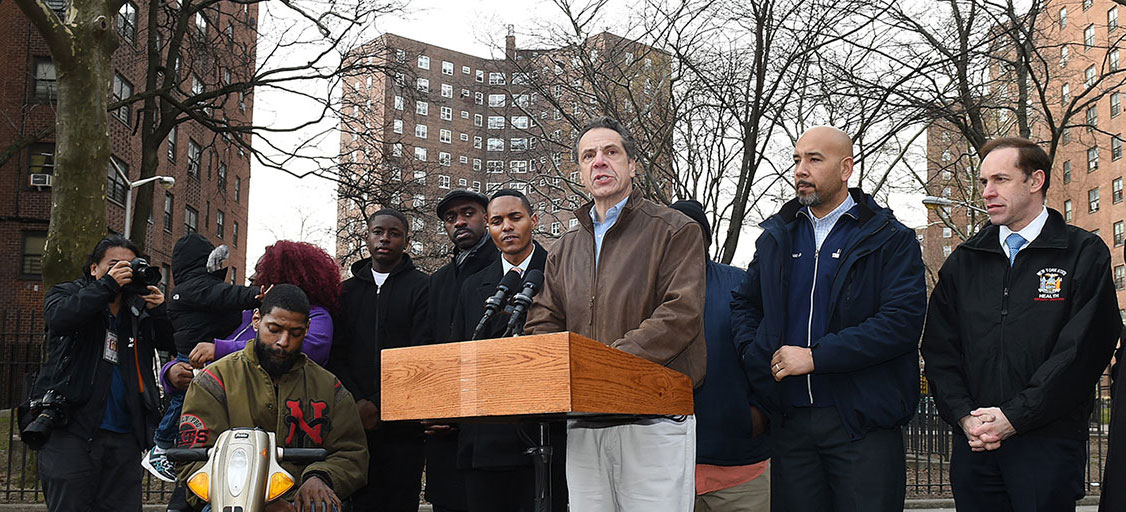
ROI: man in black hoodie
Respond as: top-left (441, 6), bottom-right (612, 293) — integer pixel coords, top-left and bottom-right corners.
top-left (329, 208), bottom-right (431, 511)
top-left (425, 190), bottom-right (496, 512)
top-left (922, 137), bottom-right (1121, 511)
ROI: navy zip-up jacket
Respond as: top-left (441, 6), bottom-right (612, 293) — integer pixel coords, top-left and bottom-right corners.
top-left (695, 260), bottom-right (770, 466)
top-left (731, 188), bottom-right (927, 440)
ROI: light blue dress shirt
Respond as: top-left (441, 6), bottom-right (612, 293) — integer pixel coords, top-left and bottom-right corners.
top-left (590, 196), bottom-right (630, 268)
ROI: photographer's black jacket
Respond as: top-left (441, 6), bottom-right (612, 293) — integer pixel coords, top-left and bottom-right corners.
top-left (32, 275), bottom-right (175, 448)
top-left (167, 233), bottom-right (259, 354)
top-left (922, 209), bottom-right (1122, 440)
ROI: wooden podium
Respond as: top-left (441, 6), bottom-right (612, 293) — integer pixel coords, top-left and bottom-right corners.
top-left (380, 332), bottom-right (694, 421)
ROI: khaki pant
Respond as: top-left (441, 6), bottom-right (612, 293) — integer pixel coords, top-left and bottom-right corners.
top-left (694, 463), bottom-right (771, 512)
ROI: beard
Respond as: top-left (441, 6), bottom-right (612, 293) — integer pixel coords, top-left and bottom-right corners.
top-left (797, 190), bottom-right (822, 207)
top-left (254, 338), bottom-right (300, 378)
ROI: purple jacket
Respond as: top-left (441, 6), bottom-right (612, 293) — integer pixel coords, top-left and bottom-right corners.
top-left (160, 305), bottom-right (333, 392)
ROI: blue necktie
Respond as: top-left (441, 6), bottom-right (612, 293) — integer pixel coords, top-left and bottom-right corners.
top-left (1006, 233), bottom-right (1026, 266)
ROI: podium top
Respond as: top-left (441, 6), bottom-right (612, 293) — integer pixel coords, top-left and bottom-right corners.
top-left (380, 332), bottom-right (694, 421)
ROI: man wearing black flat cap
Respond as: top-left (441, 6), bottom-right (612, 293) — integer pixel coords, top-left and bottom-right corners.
top-left (424, 189), bottom-right (498, 512)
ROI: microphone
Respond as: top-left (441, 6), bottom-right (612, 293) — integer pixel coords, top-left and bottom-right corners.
top-left (503, 269), bottom-right (545, 337)
top-left (472, 270), bottom-right (523, 340)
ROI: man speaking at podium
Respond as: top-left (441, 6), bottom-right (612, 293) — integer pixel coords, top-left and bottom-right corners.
top-left (526, 116), bottom-right (707, 511)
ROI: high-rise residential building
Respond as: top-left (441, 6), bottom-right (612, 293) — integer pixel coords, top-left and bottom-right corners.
top-left (0, 1), bottom-right (258, 313)
top-left (337, 31), bottom-right (671, 272)
top-left (922, 0), bottom-right (1126, 314)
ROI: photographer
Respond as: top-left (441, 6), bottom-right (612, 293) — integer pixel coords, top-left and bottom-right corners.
top-left (30, 235), bottom-right (175, 511)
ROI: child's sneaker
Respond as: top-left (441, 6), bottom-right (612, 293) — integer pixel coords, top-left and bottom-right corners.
top-left (141, 445), bottom-right (177, 483)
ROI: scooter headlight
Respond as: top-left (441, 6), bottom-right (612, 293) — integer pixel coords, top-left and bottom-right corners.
top-left (227, 447), bottom-right (248, 497)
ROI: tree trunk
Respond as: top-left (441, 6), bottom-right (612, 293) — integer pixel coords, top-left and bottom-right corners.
top-left (33, 2), bottom-right (121, 287)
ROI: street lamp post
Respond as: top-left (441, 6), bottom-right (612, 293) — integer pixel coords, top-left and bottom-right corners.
top-left (921, 196), bottom-right (988, 214)
top-left (110, 159), bottom-right (176, 239)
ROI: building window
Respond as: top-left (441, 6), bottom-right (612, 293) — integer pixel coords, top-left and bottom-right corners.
top-left (20, 231), bottom-right (47, 278)
top-left (511, 160), bottom-right (529, 173)
top-left (1089, 146), bottom-right (1100, 171)
top-left (167, 125), bottom-right (178, 161)
top-left (392, 143), bottom-right (403, 157)
top-left (474, 114), bottom-right (483, 127)
top-left (1065, 199), bottom-right (1074, 222)
top-left (188, 139), bottom-right (202, 178)
top-left (33, 58), bottom-right (57, 101)
top-left (393, 119), bottom-right (403, 134)
top-left (942, 245), bottom-right (953, 257)
top-left (1087, 105), bottom-right (1099, 129)
top-left (1060, 7), bottom-right (1068, 29)
top-left (117, 2), bottom-right (137, 44)
top-left (1090, 187), bottom-right (1101, 212)
top-left (488, 116), bottom-right (505, 129)
top-left (417, 78), bottom-right (429, 93)
top-left (440, 106), bottom-right (452, 120)
top-left (487, 138), bottom-right (505, 151)
top-left (942, 227), bottom-right (952, 239)
top-left (216, 210), bottom-right (225, 238)
top-left (442, 61), bottom-right (454, 75)
top-left (416, 101), bottom-right (428, 115)
top-left (476, 69), bottom-right (484, 83)
top-left (413, 194), bottom-right (425, 208)
top-left (1113, 50), bottom-right (1121, 72)
top-left (439, 152), bottom-right (451, 166)
top-left (1064, 127), bottom-right (1072, 144)
top-left (489, 72), bottom-right (506, 85)
top-left (461, 110), bottom-right (469, 119)
top-left (512, 116), bottom-right (529, 129)
top-left (510, 138), bottom-right (528, 151)
top-left (1087, 65), bottom-right (1098, 87)
top-left (1085, 24), bottom-right (1096, 49)
top-left (413, 170), bottom-right (427, 185)
top-left (569, 218), bottom-right (579, 229)
top-left (1116, 177), bottom-right (1124, 203)
top-left (487, 160), bottom-right (504, 173)
top-left (194, 11), bottom-right (207, 36)
top-left (463, 65), bottom-right (471, 74)
top-left (441, 84), bottom-right (453, 98)
top-left (488, 94), bottom-right (506, 107)
top-left (474, 136), bottom-right (482, 149)
top-left (439, 175), bottom-right (451, 189)
top-left (1117, 265), bottom-right (1126, 290)
top-left (1064, 160), bottom-right (1072, 183)
top-left (217, 163), bottom-right (227, 192)
top-left (394, 95), bottom-right (404, 110)
top-left (163, 192), bottom-right (174, 231)
top-left (233, 221), bottom-right (239, 248)
top-left (460, 133), bottom-right (469, 141)
top-left (1116, 136), bottom-right (1124, 160)
top-left (106, 157), bottom-right (128, 205)
top-left (417, 55), bottom-right (430, 69)
top-left (473, 159), bottom-right (482, 171)
top-left (551, 222), bottom-right (562, 236)
top-left (185, 206), bottom-right (199, 233)
top-left (1115, 221), bottom-right (1124, 246)
top-left (415, 124), bottom-right (428, 139)
top-left (1114, 93), bottom-right (1122, 117)
top-left (1062, 83), bottom-right (1070, 105)
top-left (1113, 6), bottom-right (1121, 31)
top-left (415, 147), bottom-right (427, 161)
top-left (440, 129), bottom-right (452, 143)
top-left (27, 143), bottom-right (54, 177)
top-left (475, 92), bottom-right (484, 105)
top-left (112, 73), bottom-right (133, 124)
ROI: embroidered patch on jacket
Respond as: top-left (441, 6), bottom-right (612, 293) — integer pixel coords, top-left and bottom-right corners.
top-left (1035, 268), bottom-right (1067, 301)
top-left (284, 399), bottom-right (332, 446)
top-left (178, 414), bottom-right (209, 447)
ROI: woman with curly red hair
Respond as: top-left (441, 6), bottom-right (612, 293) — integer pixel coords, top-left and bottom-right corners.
top-left (207, 240), bottom-right (341, 365)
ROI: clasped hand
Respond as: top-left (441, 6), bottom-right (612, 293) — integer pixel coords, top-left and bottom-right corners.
top-left (960, 407), bottom-right (1016, 452)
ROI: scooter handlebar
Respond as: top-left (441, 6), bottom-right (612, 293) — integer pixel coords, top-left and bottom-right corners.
top-left (165, 447), bottom-right (210, 462)
top-left (281, 448), bottom-right (327, 464)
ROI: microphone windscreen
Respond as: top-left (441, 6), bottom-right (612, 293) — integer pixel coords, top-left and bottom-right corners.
top-left (498, 269), bottom-right (523, 292)
top-left (522, 269), bottom-right (545, 294)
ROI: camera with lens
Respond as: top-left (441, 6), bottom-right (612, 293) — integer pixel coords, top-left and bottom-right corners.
top-left (123, 257), bottom-right (162, 295)
top-left (20, 389), bottom-right (70, 450)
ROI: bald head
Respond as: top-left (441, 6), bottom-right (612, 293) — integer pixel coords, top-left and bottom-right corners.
top-left (793, 126), bottom-right (855, 216)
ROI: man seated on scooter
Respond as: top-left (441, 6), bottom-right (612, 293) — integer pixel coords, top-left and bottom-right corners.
top-left (177, 284), bottom-right (368, 511)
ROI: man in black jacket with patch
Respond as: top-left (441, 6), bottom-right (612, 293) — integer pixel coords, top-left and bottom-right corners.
top-left (32, 235), bottom-right (175, 511)
top-left (426, 190), bottom-right (496, 512)
top-left (922, 137), bottom-right (1121, 511)
top-left (449, 189), bottom-right (566, 512)
top-left (329, 208), bottom-right (431, 511)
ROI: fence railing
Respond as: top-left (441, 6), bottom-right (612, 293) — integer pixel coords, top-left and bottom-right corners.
top-left (0, 308), bottom-right (1113, 502)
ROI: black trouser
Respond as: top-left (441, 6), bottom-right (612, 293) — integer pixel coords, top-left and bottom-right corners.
top-left (350, 431), bottom-right (425, 512)
top-left (951, 433), bottom-right (1084, 512)
top-left (425, 434), bottom-right (468, 512)
top-left (465, 463), bottom-right (567, 512)
top-left (771, 407), bottom-right (905, 512)
top-left (39, 428), bottom-right (143, 512)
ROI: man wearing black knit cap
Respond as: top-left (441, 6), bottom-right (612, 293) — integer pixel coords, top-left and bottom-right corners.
top-left (671, 200), bottom-right (771, 511)
top-left (425, 189), bottom-right (497, 512)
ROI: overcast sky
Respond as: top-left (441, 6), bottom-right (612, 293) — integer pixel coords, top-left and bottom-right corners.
top-left (244, 0), bottom-right (926, 276)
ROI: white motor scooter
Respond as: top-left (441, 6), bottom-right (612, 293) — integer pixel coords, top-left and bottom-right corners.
top-left (167, 428), bottom-right (327, 512)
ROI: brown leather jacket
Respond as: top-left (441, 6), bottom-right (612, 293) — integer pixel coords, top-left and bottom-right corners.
top-left (526, 189), bottom-right (707, 385)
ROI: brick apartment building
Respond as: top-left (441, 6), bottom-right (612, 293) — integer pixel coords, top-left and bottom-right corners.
top-left (0, 1), bottom-right (257, 315)
top-left (336, 31), bottom-right (671, 272)
top-left (922, 0), bottom-right (1126, 315)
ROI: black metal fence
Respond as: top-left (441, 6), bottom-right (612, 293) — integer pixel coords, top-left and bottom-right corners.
top-left (0, 308), bottom-right (1113, 503)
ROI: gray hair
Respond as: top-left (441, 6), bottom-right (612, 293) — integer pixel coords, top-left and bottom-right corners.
top-left (572, 116), bottom-right (640, 162)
